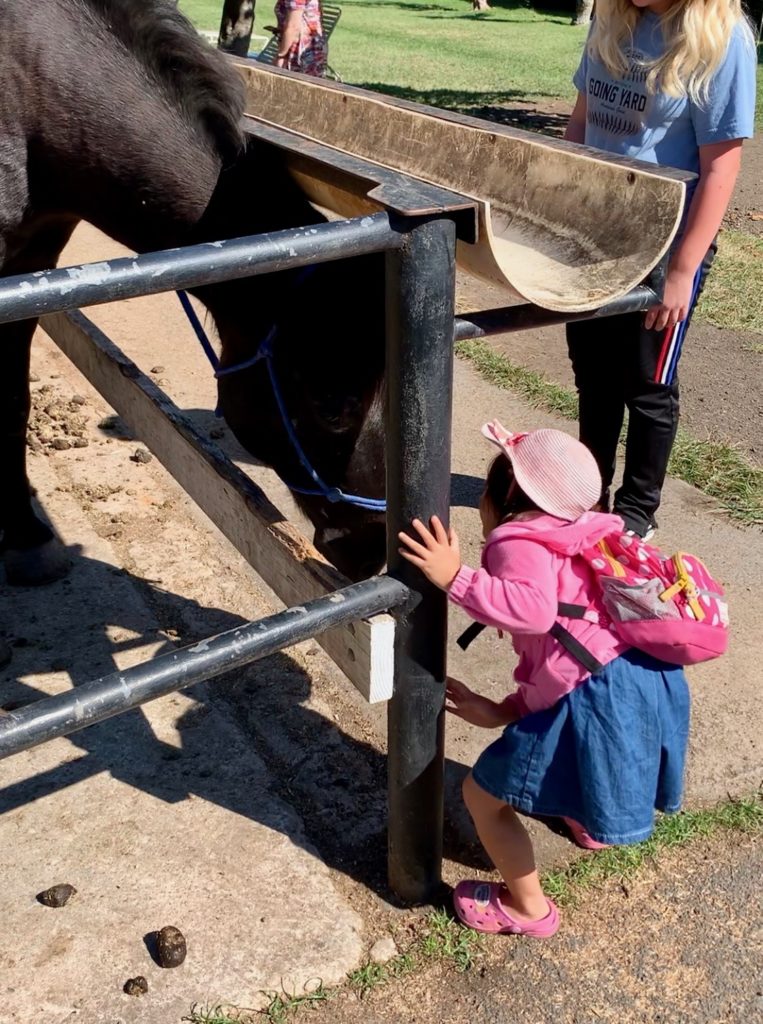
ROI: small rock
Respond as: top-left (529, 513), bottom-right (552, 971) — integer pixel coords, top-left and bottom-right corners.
top-left (29, 374), bottom-right (40, 383)
top-left (150, 365), bottom-right (165, 375)
top-left (123, 976), bottom-right (148, 997)
top-left (70, 394), bottom-right (87, 406)
top-left (130, 448), bottom-right (153, 464)
top-left (51, 438), bottom-right (72, 451)
top-left (369, 936), bottom-right (398, 964)
top-left (156, 925), bottom-right (187, 968)
top-left (73, 438), bottom-right (89, 449)
top-left (37, 884), bottom-right (77, 907)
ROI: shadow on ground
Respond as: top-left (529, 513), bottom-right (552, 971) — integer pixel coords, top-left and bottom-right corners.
top-left (1, 520), bottom-right (492, 910)
top-left (353, 83), bottom-right (570, 136)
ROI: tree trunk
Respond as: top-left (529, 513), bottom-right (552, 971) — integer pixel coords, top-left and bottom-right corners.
top-left (572, 0), bottom-right (594, 25)
top-left (472, 0), bottom-right (491, 10)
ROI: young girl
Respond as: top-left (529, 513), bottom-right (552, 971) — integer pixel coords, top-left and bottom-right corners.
top-left (565, 0), bottom-right (756, 539)
top-left (399, 422), bottom-right (691, 938)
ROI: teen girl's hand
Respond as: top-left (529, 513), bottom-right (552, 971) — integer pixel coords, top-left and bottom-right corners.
top-left (446, 677), bottom-right (518, 729)
top-left (644, 266), bottom-right (696, 332)
top-left (398, 516), bottom-right (461, 590)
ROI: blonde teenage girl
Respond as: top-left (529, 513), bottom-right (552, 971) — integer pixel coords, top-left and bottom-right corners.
top-left (565, 0), bottom-right (756, 539)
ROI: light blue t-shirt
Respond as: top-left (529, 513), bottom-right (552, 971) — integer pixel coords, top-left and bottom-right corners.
top-left (573, 15), bottom-right (757, 184)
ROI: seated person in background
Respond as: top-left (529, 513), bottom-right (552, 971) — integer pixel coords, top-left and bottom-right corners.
top-left (274, 0), bottom-right (327, 76)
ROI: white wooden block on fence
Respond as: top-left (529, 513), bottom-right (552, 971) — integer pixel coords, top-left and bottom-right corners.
top-left (41, 310), bottom-right (395, 703)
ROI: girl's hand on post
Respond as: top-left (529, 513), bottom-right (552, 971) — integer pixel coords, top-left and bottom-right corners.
top-left (645, 266), bottom-right (695, 332)
top-left (445, 677), bottom-right (516, 729)
top-left (398, 516), bottom-right (461, 590)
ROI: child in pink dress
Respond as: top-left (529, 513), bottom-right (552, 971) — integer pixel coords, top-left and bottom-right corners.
top-left (399, 422), bottom-right (690, 938)
top-left (274, 0), bottom-right (327, 76)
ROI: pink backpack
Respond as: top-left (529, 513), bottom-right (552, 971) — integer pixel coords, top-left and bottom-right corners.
top-left (576, 531), bottom-right (729, 665)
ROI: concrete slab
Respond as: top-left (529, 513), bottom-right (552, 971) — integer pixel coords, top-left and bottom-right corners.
top-left (0, 434), bottom-right (365, 1021)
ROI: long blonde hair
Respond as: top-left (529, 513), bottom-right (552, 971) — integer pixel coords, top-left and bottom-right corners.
top-left (588, 0), bottom-right (754, 104)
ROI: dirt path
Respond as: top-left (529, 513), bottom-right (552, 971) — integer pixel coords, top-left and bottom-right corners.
top-left (306, 832), bottom-right (763, 1024)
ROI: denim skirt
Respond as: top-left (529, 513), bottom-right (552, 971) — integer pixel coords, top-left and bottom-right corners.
top-left (471, 648), bottom-right (691, 845)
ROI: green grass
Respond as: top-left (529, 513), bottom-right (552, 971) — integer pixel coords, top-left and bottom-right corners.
top-left (542, 793), bottom-right (763, 908)
top-left (456, 337), bottom-right (763, 526)
top-left (179, 1), bottom-right (762, 123)
top-left (259, 984), bottom-right (331, 1023)
top-left (696, 229), bottom-right (763, 335)
top-left (419, 908), bottom-right (484, 971)
top-left (183, 1005), bottom-right (254, 1024)
top-left (181, 1), bottom-right (590, 106)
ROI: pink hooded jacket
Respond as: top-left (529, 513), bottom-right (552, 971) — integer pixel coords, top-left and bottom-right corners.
top-left (448, 511), bottom-right (629, 717)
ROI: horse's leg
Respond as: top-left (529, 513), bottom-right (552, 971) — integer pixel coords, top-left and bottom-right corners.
top-left (1, 222), bottom-right (77, 585)
top-left (0, 316), bottom-right (72, 584)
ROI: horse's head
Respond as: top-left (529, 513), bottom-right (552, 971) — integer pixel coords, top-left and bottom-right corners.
top-left (206, 251), bottom-right (389, 581)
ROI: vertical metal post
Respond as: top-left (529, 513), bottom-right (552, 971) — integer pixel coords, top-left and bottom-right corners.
top-left (217, 0), bottom-right (255, 57)
top-left (386, 217), bottom-right (456, 903)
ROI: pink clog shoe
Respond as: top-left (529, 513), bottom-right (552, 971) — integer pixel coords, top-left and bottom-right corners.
top-left (453, 881), bottom-right (560, 938)
top-left (562, 817), bottom-right (611, 851)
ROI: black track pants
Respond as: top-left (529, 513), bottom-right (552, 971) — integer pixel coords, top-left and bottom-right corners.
top-left (566, 245), bottom-right (715, 536)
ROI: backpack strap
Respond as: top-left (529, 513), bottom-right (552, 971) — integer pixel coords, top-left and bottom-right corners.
top-left (456, 602), bottom-right (604, 675)
top-left (456, 621), bottom-right (486, 651)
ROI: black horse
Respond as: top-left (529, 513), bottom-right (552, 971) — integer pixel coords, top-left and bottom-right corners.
top-left (0, 0), bottom-right (387, 586)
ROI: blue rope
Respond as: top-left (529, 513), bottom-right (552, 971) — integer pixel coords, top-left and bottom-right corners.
top-left (177, 289), bottom-right (220, 370)
top-left (176, 289), bottom-right (387, 513)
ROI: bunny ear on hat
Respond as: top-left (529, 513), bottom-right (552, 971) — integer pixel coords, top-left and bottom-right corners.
top-left (480, 420), bottom-right (527, 455)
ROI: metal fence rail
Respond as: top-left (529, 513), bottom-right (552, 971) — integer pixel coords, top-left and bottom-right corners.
top-left (0, 576), bottom-right (410, 762)
top-left (0, 213), bottom-right (398, 326)
top-left (453, 284), bottom-right (658, 341)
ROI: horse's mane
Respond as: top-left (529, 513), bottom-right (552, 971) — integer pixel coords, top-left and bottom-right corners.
top-left (83, 0), bottom-right (245, 160)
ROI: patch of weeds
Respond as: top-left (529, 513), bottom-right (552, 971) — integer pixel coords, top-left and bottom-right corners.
top-left (420, 908), bottom-right (483, 972)
top-left (347, 961), bottom-right (388, 998)
top-left (387, 951), bottom-right (417, 978)
top-left (456, 338), bottom-right (763, 527)
top-left (542, 793), bottom-right (763, 909)
top-left (258, 983), bottom-right (330, 1023)
top-left (695, 230), bottom-right (763, 335)
top-left (183, 1005), bottom-right (255, 1024)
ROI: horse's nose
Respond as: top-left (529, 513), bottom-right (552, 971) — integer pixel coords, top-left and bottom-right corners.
top-left (313, 522), bottom-right (386, 582)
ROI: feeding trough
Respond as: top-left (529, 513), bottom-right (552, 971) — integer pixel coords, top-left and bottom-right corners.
top-left (234, 61), bottom-right (692, 312)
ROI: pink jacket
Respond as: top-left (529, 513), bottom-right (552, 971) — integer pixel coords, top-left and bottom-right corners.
top-left (448, 511), bottom-right (629, 717)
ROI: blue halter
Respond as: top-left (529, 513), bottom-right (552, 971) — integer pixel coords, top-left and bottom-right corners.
top-left (176, 287), bottom-right (387, 513)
